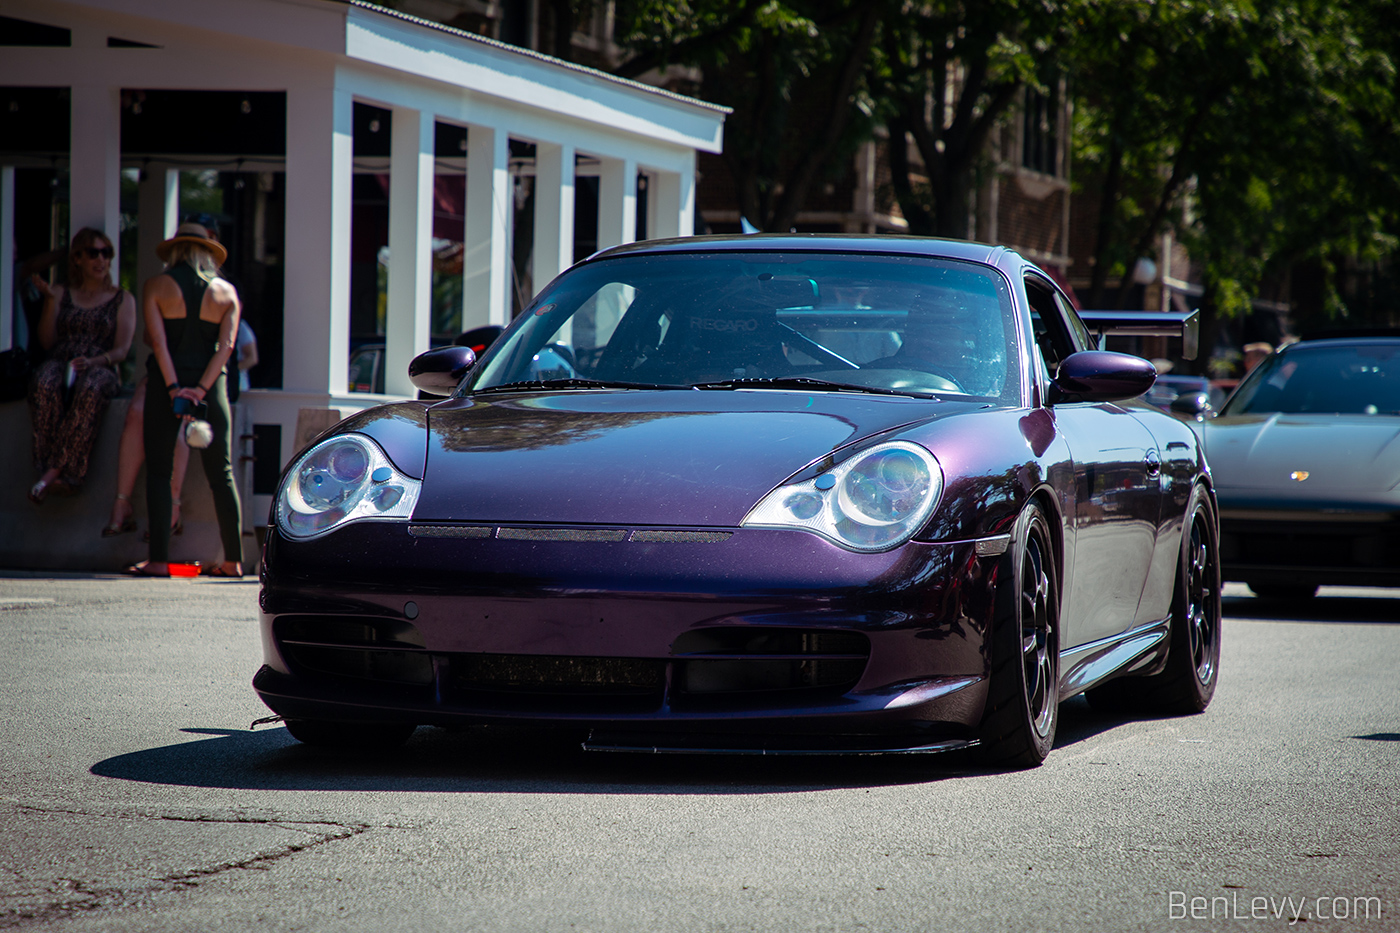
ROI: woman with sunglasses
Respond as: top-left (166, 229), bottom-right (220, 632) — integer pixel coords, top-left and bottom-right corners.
top-left (26, 227), bottom-right (136, 503)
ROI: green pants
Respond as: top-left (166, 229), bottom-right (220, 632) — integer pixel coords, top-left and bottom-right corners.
top-left (143, 370), bottom-right (242, 564)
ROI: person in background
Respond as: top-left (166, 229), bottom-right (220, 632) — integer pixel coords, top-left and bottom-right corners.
top-left (12, 246), bottom-right (66, 362)
top-left (26, 228), bottom-right (136, 503)
top-left (234, 317), bottom-right (258, 394)
top-left (1243, 341), bottom-right (1274, 374)
top-left (126, 222), bottom-right (243, 578)
top-left (105, 217), bottom-right (240, 539)
top-left (101, 374), bottom-right (190, 538)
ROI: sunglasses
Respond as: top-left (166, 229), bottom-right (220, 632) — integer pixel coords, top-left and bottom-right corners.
top-left (82, 246), bottom-right (115, 260)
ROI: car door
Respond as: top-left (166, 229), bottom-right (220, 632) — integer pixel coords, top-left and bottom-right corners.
top-left (1026, 276), bottom-right (1163, 648)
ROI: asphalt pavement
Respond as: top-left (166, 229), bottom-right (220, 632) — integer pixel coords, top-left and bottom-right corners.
top-left (1, 573), bottom-right (1396, 932)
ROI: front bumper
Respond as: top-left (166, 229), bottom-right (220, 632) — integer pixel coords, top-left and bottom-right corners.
top-left (1218, 503), bottom-right (1400, 587)
top-left (254, 522), bottom-right (1003, 751)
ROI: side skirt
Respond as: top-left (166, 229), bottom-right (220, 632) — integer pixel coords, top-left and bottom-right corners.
top-left (1058, 617), bottom-right (1171, 700)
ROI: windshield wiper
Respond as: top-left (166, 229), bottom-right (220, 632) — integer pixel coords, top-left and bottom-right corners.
top-left (691, 377), bottom-right (939, 399)
top-left (472, 377), bottom-right (687, 393)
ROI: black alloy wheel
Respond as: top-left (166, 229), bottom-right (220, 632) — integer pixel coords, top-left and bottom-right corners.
top-left (978, 502), bottom-right (1060, 767)
top-left (1087, 484), bottom-right (1221, 714)
top-left (1181, 500), bottom-right (1221, 695)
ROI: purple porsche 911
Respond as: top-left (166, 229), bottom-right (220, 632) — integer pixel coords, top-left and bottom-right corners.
top-left (255, 235), bottom-right (1220, 767)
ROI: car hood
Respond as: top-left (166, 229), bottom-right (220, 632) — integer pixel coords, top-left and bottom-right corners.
top-left (1205, 413), bottom-right (1400, 494)
top-left (415, 390), bottom-right (971, 525)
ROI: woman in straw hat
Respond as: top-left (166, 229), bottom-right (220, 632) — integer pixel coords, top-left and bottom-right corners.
top-left (126, 222), bottom-right (243, 577)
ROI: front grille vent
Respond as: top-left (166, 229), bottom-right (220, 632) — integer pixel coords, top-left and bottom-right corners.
top-left (451, 654), bottom-right (663, 694)
top-left (275, 615), bottom-right (431, 685)
top-left (670, 628), bottom-right (869, 702)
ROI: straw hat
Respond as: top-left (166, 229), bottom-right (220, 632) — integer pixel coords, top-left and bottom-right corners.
top-left (156, 222), bottom-right (227, 266)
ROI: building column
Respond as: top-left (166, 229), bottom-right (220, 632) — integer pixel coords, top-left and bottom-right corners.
top-left (0, 166), bottom-right (13, 351)
top-left (596, 156), bottom-right (637, 251)
top-left (384, 106), bottom-right (435, 397)
top-left (532, 142), bottom-right (574, 295)
top-left (649, 166), bottom-right (693, 241)
top-left (464, 124), bottom-right (510, 328)
top-left (131, 167), bottom-right (180, 370)
top-left (68, 84), bottom-right (122, 267)
top-left (283, 83), bottom-right (353, 395)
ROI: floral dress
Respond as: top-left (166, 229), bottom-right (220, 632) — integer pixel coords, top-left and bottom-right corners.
top-left (28, 288), bottom-right (125, 489)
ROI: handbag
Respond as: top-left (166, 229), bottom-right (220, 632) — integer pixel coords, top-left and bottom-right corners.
top-left (0, 347), bottom-right (32, 402)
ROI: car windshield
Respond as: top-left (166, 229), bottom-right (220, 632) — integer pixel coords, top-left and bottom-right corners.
top-left (467, 252), bottom-right (1020, 402)
top-left (1223, 342), bottom-right (1400, 415)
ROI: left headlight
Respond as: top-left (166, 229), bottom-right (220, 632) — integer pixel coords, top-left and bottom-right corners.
top-left (275, 434), bottom-right (421, 540)
top-left (741, 440), bottom-right (943, 552)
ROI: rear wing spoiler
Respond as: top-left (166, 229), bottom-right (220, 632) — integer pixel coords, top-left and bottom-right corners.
top-left (1077, 309), bottom-right (1199, 360)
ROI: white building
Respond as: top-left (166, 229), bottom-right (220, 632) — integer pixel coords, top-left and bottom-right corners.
top-left (0, 0), bottom-right (725, 568)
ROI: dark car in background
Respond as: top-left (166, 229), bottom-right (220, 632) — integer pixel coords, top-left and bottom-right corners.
top-left (256, 234), bottom-right (1220, 767)
top-left (348, 327), bottom-right (509, 394)
top-left (1143, 373), bottom-right (1227, 416)
top-left (1201, 333), bottom-right (1400, 599)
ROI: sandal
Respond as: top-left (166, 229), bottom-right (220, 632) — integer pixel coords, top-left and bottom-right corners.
top-left (103, 493), bottom-right (137, 537)
top-left (202, 563), bottom-right (244, 578)
top-left (102, 519), bottom-right (137, 538)
top-left (123, 561), bottom-right (169, 577)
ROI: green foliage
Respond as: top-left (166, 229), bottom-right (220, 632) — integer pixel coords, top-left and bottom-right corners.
top-left (1071, 0), bottom-right (1400, 340)
top-left (614, 0), bottom-right (884, 232)
top-left (603, 0), bottom-right (1400, 340)
top-left (868, 0), bottom-right (1079, 237)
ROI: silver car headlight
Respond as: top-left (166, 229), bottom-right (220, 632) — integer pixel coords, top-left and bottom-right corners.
top-left (742, 441), bottom-right (943, 551)
top-left (276, 434), bottom-right (421, 540)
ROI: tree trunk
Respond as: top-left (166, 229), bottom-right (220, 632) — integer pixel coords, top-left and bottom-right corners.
top-left (769, 4), bottom-right (881, 232)
top-left (1086, 135), bottom-right (1124, 308)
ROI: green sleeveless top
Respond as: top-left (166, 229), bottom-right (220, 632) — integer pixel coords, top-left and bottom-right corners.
top-left (154, 263), bottom-right (224, 387)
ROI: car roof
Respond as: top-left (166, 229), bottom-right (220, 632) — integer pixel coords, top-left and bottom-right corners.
top-left (1286, 333), bottom-right (1400, 351)
top-left (589, 233), bottom-right (1022, 272)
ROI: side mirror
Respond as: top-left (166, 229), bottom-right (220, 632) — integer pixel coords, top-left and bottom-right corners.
top-left (1050, 350), bottom-right (1158, 404)
top-left (408, 345), bottom-right (476, 394)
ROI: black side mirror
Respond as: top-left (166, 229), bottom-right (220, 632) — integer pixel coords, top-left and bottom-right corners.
top-left (408, 346), bottom-right (476, 394)
top-left (1050, 350), bottom-right (1158, 404)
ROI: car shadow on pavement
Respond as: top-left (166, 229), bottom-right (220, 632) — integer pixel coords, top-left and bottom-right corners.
top-left (88, 705), bottom-right (1149, 792)
top-left (1223, 592), bottom-right (1400, 623)
top-left (89, 725), bottom-right (971, 792)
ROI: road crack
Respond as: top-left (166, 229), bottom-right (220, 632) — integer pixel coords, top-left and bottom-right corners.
top-left (0, 803), bottom-right (371, 929)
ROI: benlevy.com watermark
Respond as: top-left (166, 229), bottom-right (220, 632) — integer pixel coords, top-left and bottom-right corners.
top-left (1170, 891), bottom-right (1383, 924)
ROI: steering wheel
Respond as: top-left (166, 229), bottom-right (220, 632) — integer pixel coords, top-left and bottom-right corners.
top-left (863, 358), bottom-right (966, 393)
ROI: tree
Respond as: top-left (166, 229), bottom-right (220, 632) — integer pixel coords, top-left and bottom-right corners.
top-left (612, 0), bottom-right (884, 232)
top-left (870, 1), bottom-right (1075, 239)
top-left (1070, 0), bottom-right (1400, 364)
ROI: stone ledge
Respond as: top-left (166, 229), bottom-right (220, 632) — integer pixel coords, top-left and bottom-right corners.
top-left (0, 397), bottom-right (259, 573)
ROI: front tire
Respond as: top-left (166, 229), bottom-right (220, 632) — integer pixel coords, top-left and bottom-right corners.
top-left (978, 502), bottom-right (1059, 767)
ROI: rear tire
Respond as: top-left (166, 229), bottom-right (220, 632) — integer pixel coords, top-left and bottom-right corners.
top-left (978, 502), bottom-right (1059, 768)
top-left (1087, 484), bottom-right (1221, 715)
top-left (284, 719), bottom-right (417, 750)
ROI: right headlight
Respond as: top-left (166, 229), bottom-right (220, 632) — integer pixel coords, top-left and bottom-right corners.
top-left (276, 434), bottom-right (420, 540)
top-left (741, 440), bottom-right (943, 551)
